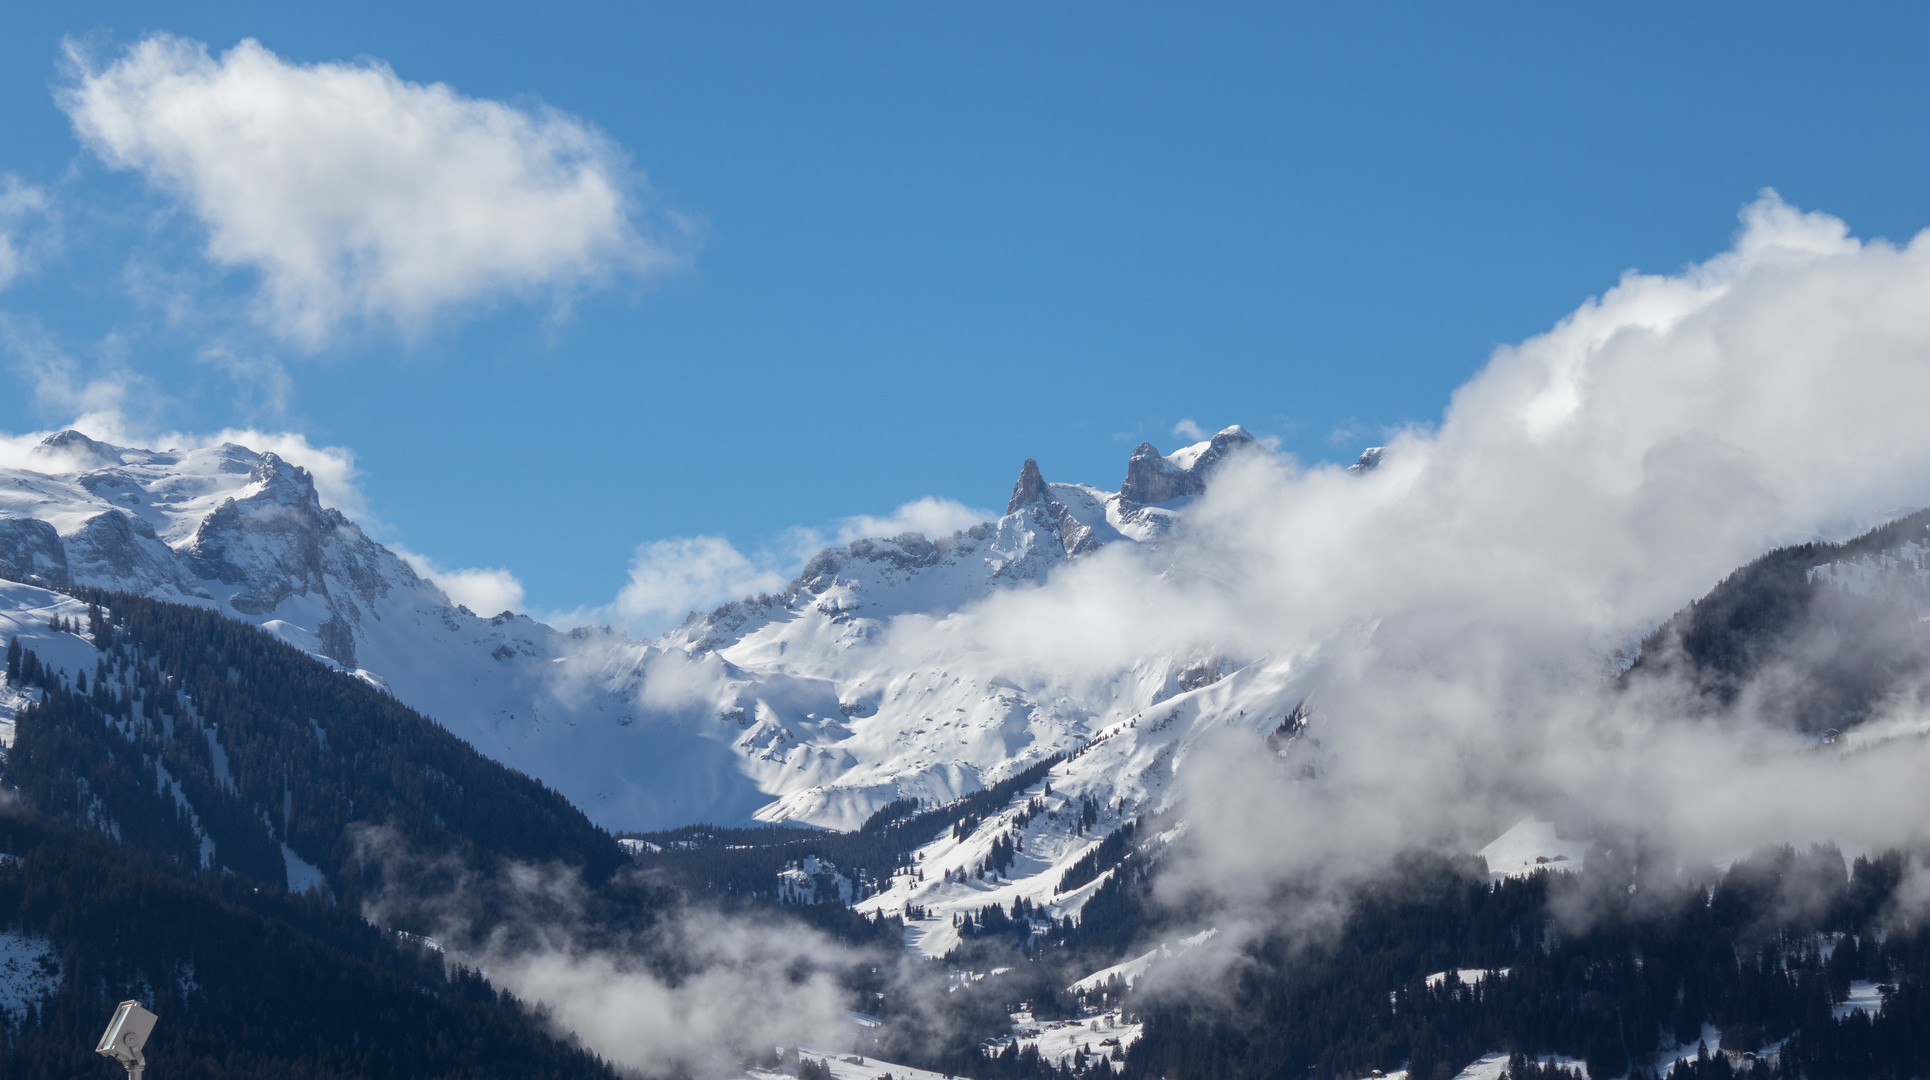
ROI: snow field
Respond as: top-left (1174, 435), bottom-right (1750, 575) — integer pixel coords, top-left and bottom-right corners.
top-left (1476, 818), bottom-right (1589, 881)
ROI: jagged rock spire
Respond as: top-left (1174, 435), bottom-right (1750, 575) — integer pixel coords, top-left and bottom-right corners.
top-left (1007, 458), bottom-right (1047, 515)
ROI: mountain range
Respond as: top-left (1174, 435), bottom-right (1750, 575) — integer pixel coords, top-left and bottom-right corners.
top-left (0, 424), bottom-right (1286, 835)
top-left (4, 424), bottom-right (1930, 1079)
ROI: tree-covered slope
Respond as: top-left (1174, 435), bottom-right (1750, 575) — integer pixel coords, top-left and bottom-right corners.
top-left (1123, 847), bottom-right (1930, 1080)
top-left (3, 589), bottom-right (626, 909)
top-left (1626, 509), bottom-right (1930, 731)
top-left (0, 811), bottom-right (619, 1080)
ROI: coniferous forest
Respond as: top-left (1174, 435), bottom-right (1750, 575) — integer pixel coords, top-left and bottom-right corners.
top-left (10, 590), bottom-right (626, 897)
top-left (0, 812), bottom-right (618, 1080)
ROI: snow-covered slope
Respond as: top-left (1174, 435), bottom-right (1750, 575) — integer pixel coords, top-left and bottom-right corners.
top-left (844, 657), bottom-right (1309, 955)
top-left (0, 425), bottom-right (1290, 835)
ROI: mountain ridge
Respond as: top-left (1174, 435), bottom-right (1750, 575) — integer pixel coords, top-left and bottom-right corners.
top-left (0, 425), bottom-right (1272, 833)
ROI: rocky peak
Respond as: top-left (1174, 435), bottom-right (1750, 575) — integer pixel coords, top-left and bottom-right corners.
top-left (1187, 425), bottom-right (1258, 478)
top-left (1348, 447), bottom-right (1386, 474)
top-left (1120, 443), bottom-right (1199, 505)
top-left (1120, 426), bottom-right (1259, 505)
top-left (246, 452), bottom-right (322, 507)
top-left (187, 451), bottom-right (336, 616)
top-left (1006, 459), bottom-right (1048, 514)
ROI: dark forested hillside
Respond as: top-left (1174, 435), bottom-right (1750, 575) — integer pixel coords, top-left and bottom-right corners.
top-left (3, 590), bottom-right (625, 913)
top-left (0, 811), bottom-right (619, 1080)
top-left (1121, 846), bottom-right (1930, 1080)
top-left (1626, 510), bottom-right (1930, 732)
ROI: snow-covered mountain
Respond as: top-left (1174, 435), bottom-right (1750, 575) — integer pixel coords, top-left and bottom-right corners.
top-left (0, 424), bottom-right (1315, 836)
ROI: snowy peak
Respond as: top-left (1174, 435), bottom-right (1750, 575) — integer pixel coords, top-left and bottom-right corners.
top-left (673, 435), bottom-right (1272, 661)
top-left (35, 429), bottom-right (122, 471)
top-left (0, 431), bottom-right (464, 673)
top-left (0, 423), bottom-right (1312, 838)
top-left (187, 454), bottom-right (330, 614)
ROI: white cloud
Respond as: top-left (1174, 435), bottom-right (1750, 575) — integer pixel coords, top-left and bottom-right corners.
top-left (1171, 417), bottom-right (1210, 442)
top-left (608, 535), bottom-right (790, 635)
top-left (575, 497), bottom-right (993, 637)
top-left (832, 495), bottom-right (992, 544)
top-left (60, 35), bottom-right (678, 344)
top-left (392, 546), bottom-right (527, 615)
top-left (872, 192), bottom-right (1930, 945)
top-left (0, 176), bottom-right (52, 290)
top-left (483, 907), bottom-right (855, 1077)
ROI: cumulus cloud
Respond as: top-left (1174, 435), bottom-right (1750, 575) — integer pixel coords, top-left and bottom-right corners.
top-left (392, 546), bottom-right (528, 616)
top-left (832, 495), bottom-right (992, 545)
top-left (60, 35), bottom-right (679, 343)
top-left (606, 535), bottom-right (791, 636)
top-left (892, 192), bottom-right (1930, 941)
top-left (1172, 417), bottom-right (1210, 442)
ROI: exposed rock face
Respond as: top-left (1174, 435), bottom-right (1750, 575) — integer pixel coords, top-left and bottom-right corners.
top-left (1049, 500), bottom-right (1104, 556)
top-left (0, 519), bottom-right (67, 587)
top-left (65, 511), bottom-right (208, 599)
top-left (796, 533), bottom-right (953, 596)
top-left (187, 452), bottom-right (333, 615)
top-left (1185, 425), bottom-right (1259, 479)
top-left (1007, 459), bottom-right (1047, 513)
top-left (1120, 426), bottom-right (1257, 504)
top-left (1121, 443), bottom-right (1193, 504)
top-left (998, 457), bottom-right (1105, 556)
top-left (316, 614), bottom-right (358, 670)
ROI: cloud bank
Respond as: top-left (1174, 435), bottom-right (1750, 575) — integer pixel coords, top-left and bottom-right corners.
top-left (905, 193), bottom-right (1930, 937)
top-left (60, 35), bottom-right (676, 343)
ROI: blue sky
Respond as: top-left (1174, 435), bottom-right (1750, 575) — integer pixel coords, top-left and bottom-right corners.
top-left (0, 3), bottom-right (1925, 626)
